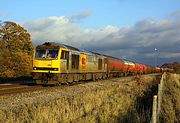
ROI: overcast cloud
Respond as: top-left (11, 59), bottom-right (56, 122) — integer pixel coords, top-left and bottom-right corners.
top-left (23, 13), bottom-right (180, 66)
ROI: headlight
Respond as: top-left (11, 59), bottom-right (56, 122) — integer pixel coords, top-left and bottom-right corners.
top-left (33, 67), bottom-right (37, 70)
top-left (54, 68), bottom-right (58, 71)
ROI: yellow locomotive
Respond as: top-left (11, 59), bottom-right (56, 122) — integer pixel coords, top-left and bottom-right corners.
top-left (32, 42), bottom-right (170, 85)
top-left (32, 42), bottom-right (107, 85)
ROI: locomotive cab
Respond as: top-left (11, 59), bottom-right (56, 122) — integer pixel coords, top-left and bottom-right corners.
top-left (32, 42), bottom-right (65, 84)
top-left (33, 49), bottom-right (60, 72)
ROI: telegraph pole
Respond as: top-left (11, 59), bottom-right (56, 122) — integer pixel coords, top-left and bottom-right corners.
top-left (154, 48), bottom-right (157, 66)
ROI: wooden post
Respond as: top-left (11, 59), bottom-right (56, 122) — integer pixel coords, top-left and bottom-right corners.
top-left (158, 73), bottom-right (165, 111)
top-left (152, 73), bottom-right (166, 123)
top-left (157, 77), bottom-right (164, 115)
top-left (157, 83), bottom-right (162, 123)
top-left (152, 95), bottom-right (157, 123)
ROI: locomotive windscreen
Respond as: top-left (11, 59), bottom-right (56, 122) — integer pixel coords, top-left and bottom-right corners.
top-left (35, 49), bottom-right (59, 59)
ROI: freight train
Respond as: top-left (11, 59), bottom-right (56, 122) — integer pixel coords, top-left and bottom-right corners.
top-left (31, 42), bottom-right (165, 85)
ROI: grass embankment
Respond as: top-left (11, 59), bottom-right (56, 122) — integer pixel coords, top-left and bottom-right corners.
top-left (160, 73), bottom-right (180, 123)
top-left (0, 75), bottom-right (159, 123)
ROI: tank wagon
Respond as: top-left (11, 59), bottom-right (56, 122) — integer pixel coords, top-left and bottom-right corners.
top-left (32, 42), bottom-right (164, 85)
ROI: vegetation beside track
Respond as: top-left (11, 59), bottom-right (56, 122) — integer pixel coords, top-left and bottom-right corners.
top-left (159, 73), bottom-right (180, 123)
top-left (0, 74), bottom-right (160, 123)
top-left (162, 62), bottom-right (180, 73)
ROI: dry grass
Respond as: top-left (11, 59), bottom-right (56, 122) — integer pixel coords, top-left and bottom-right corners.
top-left (159, 73), bottom-right (180, 123)
top-left (0, 75), bottom-right (158, 123)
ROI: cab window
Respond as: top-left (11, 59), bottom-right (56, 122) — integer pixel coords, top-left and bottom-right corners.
top-left (35, 49), bottom-right (59, 59)
top-left (61, 50), bottom-right (69, 59)
top-left (47, 50), bottom-right (59, 59)
top-left (35, 50), bottom-right (46, 58)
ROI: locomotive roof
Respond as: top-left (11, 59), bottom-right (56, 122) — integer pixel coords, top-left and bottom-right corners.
top-left (36, 42), bottom-right (80, 51)
top-left (36, 42), bottom-right (95, 55)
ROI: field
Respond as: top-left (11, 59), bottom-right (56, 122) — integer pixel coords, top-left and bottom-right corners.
top-left (0, 74), bottom-right (162, 123)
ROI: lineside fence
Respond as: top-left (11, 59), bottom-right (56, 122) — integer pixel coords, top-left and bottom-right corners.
top-left (151, 72), bottom-right (167, 123)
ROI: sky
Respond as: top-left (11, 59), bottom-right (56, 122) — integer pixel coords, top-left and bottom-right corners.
top-left (1, 0), bottom-right (180, 66)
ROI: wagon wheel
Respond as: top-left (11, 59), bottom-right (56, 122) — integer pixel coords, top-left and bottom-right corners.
top-left (68, 74), bottom-right (74, 84)
top-left (74, 74), bottom-right (79, 82)
top-left (92, 74), bottom-right (97, 81)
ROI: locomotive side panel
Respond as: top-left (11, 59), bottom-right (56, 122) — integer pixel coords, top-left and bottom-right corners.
top-left (84, 54), bottom-right (98, 72)
top-left (60, 48), bottom-right (70, 73)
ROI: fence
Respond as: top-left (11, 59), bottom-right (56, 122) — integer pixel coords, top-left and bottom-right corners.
top-left (151, 72), bottom-right (166, 123)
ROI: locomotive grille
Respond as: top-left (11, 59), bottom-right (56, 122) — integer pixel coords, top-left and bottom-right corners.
top-left (33, 67), bottom-right (58, 71)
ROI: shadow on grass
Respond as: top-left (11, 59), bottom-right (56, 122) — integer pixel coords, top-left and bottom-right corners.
top-left (118, 82), bottom-right (159, 123)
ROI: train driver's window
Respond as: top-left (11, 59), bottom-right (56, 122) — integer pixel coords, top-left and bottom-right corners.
top-left (61, 50), bottom-right (69, 59)
top-left (61, 50), bottom-right (65, 59)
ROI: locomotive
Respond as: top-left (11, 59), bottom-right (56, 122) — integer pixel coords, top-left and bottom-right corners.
top-left (31, 42), bottom-right (162, 85)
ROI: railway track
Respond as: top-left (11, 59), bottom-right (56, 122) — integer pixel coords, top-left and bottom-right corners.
top-left (0, 73), bottom-right (162, 96)
top-left (0, 83), bottom-right (43, 96)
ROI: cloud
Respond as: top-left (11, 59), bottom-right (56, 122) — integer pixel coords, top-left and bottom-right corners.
top-left (23, 15), bottom-right (180, 65)
top-left (168, 10), bottom-right (180, 19)
top-left (24, 16), bottom-right (120, 47)
top-left (69, 11), bottom-right (92, 23)
top-left (24, 16), bottom-right (81, 45)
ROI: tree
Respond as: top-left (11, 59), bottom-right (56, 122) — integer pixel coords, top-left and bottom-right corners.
top-left (0, 21), bottom-right (34, 78)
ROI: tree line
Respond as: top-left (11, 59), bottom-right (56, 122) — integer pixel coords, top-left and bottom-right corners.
top-left (0, 21), bottom-right (33, 78)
